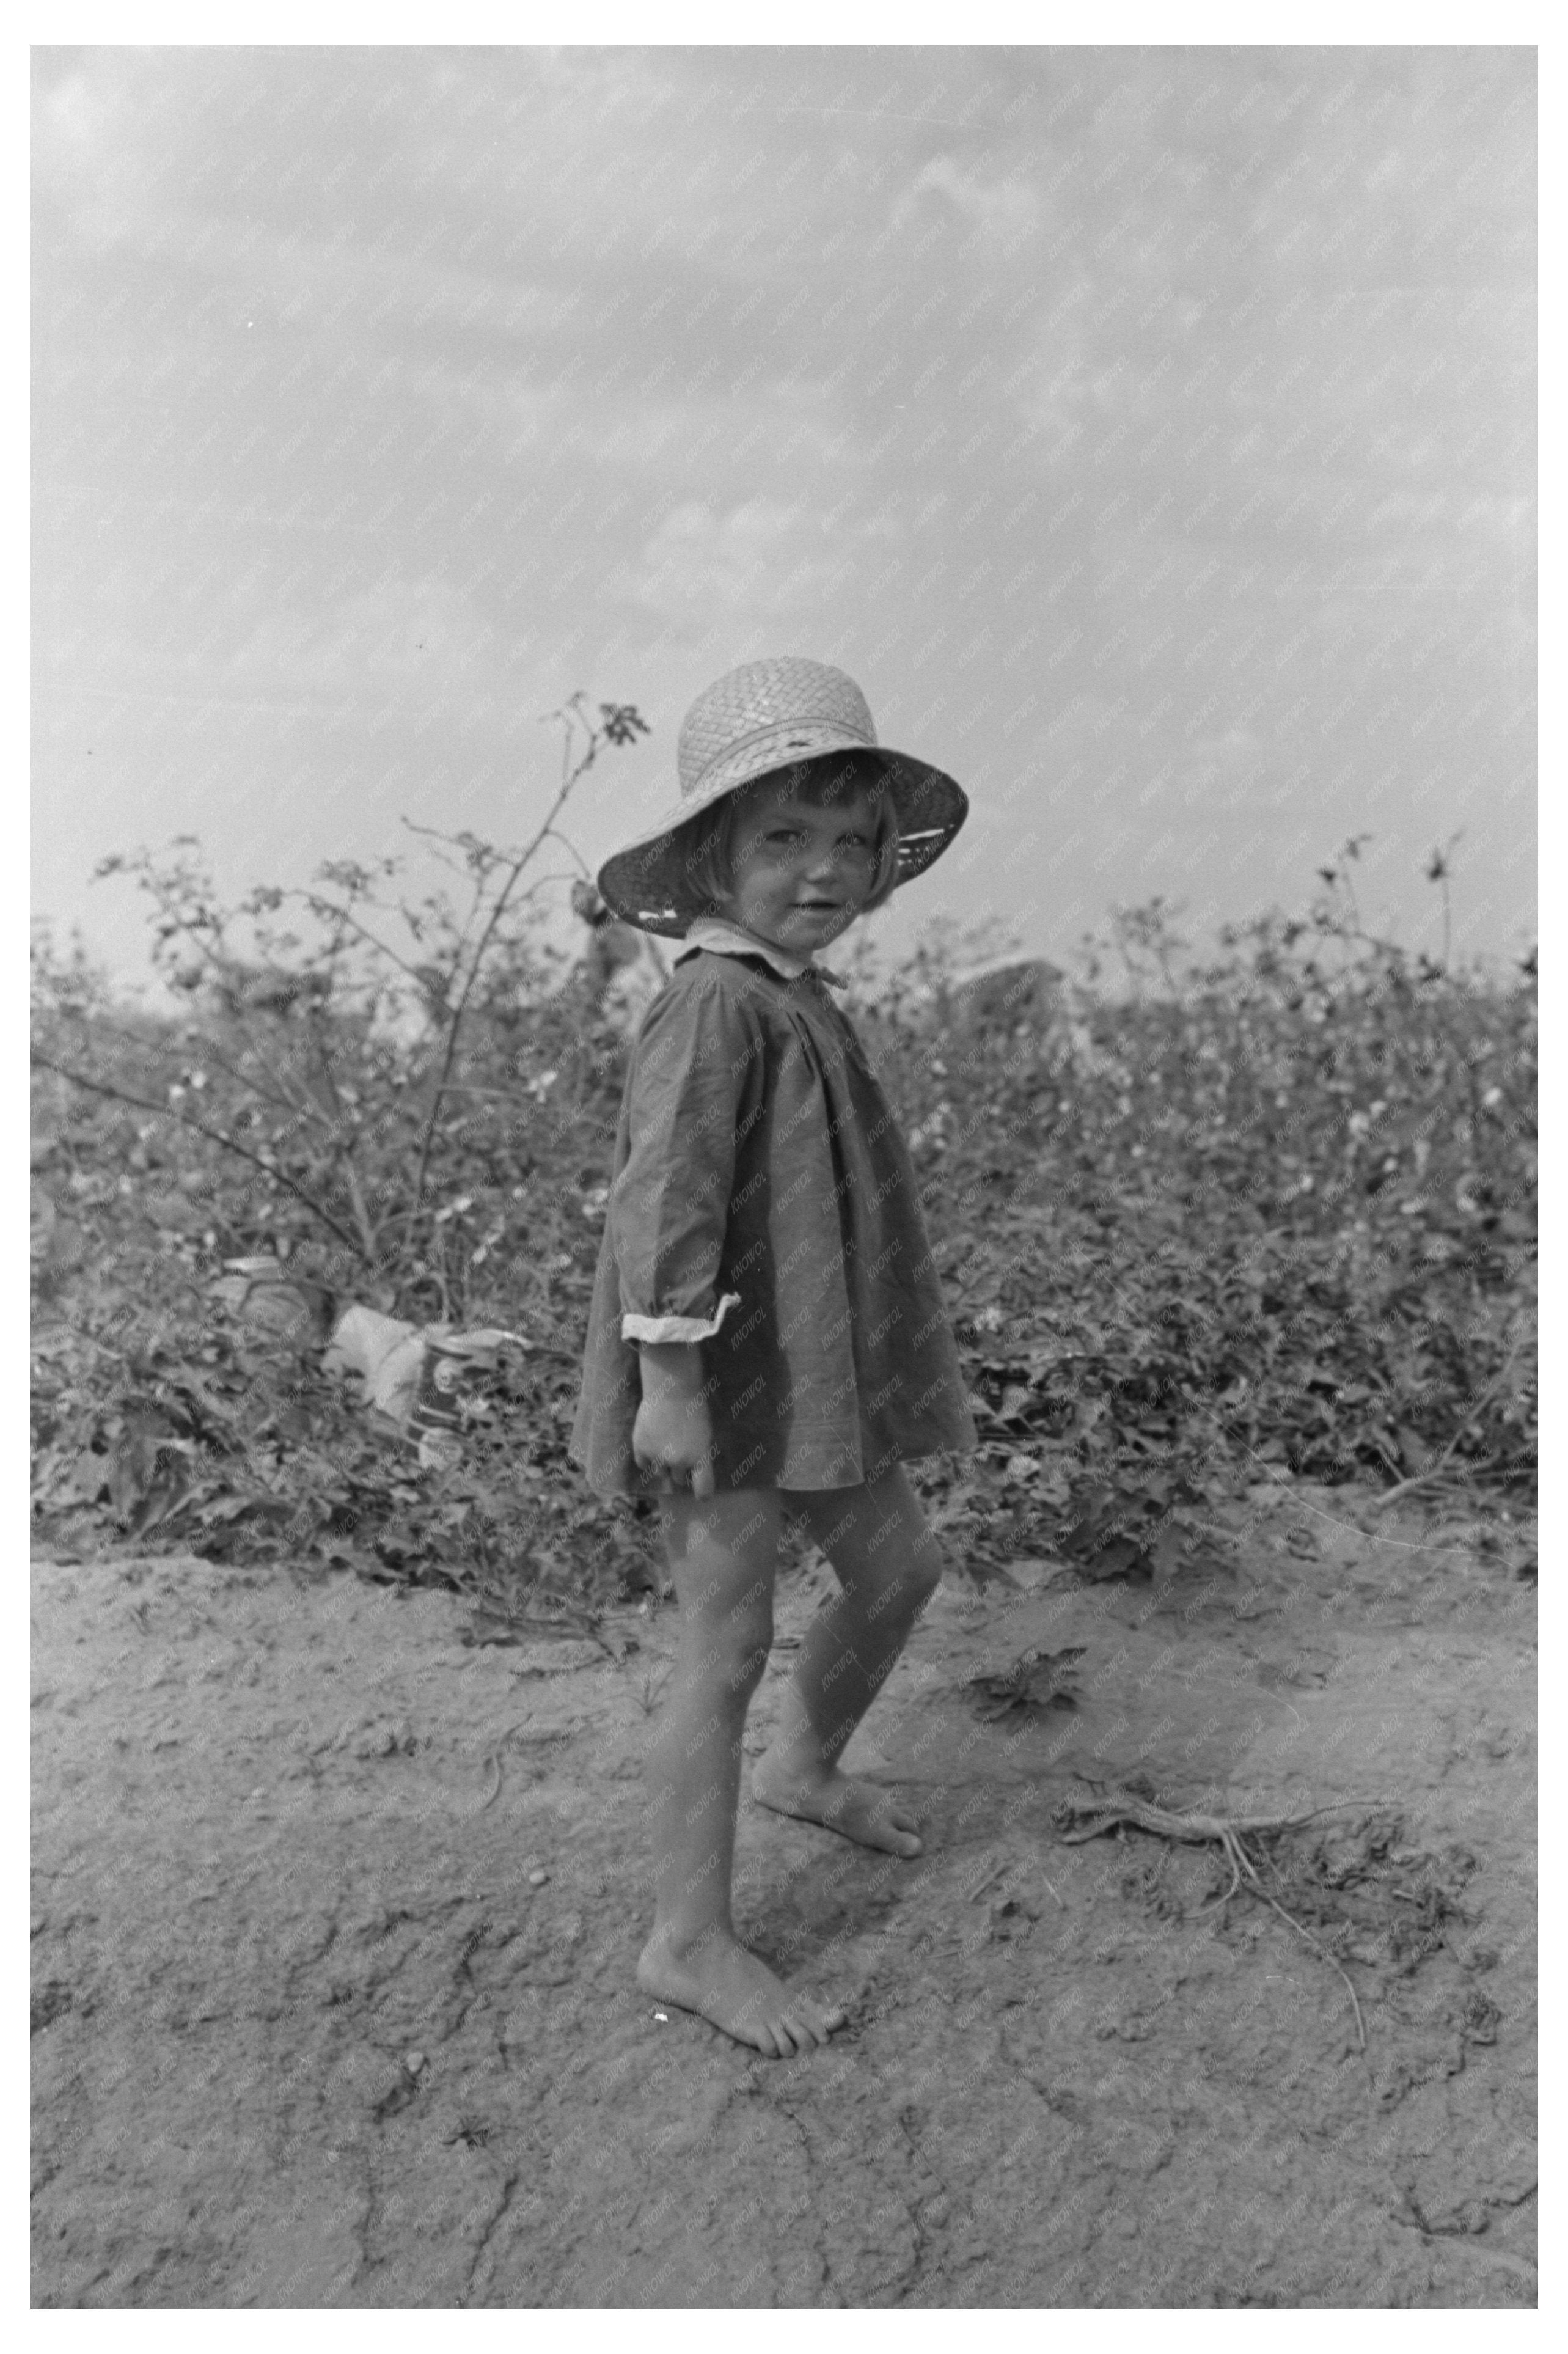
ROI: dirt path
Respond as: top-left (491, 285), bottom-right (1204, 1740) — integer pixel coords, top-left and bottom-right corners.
top-left (31, 1484), bottom-right (1536, 2308)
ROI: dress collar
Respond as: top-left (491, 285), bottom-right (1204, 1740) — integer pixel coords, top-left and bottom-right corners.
top-left (674, 915), bottom-right (846, 988)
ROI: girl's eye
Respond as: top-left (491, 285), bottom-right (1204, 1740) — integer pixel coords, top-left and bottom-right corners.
top-left (757, 823), bottom-right (871, 851)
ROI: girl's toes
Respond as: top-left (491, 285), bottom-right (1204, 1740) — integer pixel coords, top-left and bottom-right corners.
top-left (739, 2004), bottom-right (780, 2058)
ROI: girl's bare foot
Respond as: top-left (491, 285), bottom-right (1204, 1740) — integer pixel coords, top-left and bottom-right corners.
top-left (636, 1926), bottom-right (845, 2058)
top-left (750, 1759), bottom-right (925, 1857)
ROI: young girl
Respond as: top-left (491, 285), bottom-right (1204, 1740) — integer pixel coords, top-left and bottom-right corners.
top-left (570, 658), bottom-right (975, 2059)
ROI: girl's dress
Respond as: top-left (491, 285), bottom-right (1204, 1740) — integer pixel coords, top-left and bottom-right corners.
top-left (570, 925), bottom-right (977, 1496)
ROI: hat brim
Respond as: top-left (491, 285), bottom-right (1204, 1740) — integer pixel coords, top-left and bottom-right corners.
top-left (596, 744), bottom-right (969, 939)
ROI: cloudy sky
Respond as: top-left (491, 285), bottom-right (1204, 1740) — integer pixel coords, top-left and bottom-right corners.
top-left (33, 45), bottom-right (1536, 987)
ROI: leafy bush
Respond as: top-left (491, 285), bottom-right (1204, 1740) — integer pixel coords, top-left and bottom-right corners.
top-left (32, 791), bottom-right (1536, 1615)
top-left (878, 877), bottom-right (1535, 1577)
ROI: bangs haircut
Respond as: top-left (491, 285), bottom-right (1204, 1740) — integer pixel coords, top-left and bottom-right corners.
top-left (678, 752), bottom-right (901, 927)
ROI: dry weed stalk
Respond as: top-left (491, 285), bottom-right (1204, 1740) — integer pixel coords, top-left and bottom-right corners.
top-left (1053, 1785), bottom-right (1389, 2053)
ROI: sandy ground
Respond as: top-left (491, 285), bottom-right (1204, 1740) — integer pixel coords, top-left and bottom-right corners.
top-left (32, 1483), bottom-right (1536, 2309)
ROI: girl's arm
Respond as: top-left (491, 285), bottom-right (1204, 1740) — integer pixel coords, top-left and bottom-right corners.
top-left (609, 973), bottom-right (758, 1345)
top-left (609, 973), bottom-right (760, 1495)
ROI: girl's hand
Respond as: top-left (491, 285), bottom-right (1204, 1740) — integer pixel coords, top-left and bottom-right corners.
top-left (633, 1350), bottom-right (716, 1498)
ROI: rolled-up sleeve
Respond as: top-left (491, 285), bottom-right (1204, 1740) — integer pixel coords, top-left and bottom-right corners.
top-left (610, 974), bottom-right (759, 1344)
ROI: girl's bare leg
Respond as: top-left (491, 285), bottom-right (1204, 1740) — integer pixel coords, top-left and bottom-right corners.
top-left (635, 1487), bottom-right (844, 2058)
top-left (752, 1464), bottom-right (942, 1857)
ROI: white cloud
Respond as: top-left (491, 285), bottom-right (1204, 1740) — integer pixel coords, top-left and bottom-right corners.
top-left (1365, 490), bottom-right (1534, 537)
top-left (38, 70), bottom-right (114, 158)
top-left (227, 578), bottom-right (502, 703)
top-left (1364, 491), bottom-right (1453, 530)
top-left (1008, 337), bottom-right (1093, 442)
top-left (615, 502), bottom-right (855, 622)
top-left (901, 155), bottom-right (1044, 241)
top-left (504, 378), bottom-right (819, 467)
top-left (1189, 726), bottom-right (1262, 758)
top-left (33, 62), bottom-right (164, 252)
top-left (405, 359), bottom-right (855, 483)
top-left (403, 52), bottom-right (886, 284)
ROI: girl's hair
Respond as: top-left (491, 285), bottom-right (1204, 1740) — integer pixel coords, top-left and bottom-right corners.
top-left (678, 752), bottom-right (901, 925)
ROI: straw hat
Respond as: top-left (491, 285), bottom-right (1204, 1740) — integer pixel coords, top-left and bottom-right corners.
top-left (595, 658), bottom-right (969, 938)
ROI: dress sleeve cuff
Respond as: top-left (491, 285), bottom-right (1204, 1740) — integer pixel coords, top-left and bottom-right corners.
top-left (621, 1292), bottom-right (741, 1344)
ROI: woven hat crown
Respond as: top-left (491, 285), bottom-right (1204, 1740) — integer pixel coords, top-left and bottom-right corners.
top-left (678, 658), bottom-right (877, 801)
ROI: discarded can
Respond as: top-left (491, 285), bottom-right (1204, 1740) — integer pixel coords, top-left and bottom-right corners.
top-left (320, 1308), bottom-right (529, 1465)
top-left (211, 1256), bottom-right (329, 1344)
top-left (411, 1336), bottom-right (474, 1430)
top-left (410, 1333), bottom-right (492, 1429)
top-left (407, 1329), bottom-right (525, 1470)
top-left (414, 1425), bottom-right (464, 1473)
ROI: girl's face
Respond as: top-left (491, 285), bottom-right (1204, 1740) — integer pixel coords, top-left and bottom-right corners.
top-left (720, 776), bottom-right (882, 955)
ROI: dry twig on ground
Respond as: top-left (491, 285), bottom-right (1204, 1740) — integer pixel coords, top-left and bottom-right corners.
top-left (1053, 1784), bottom-right (1389, 2053)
